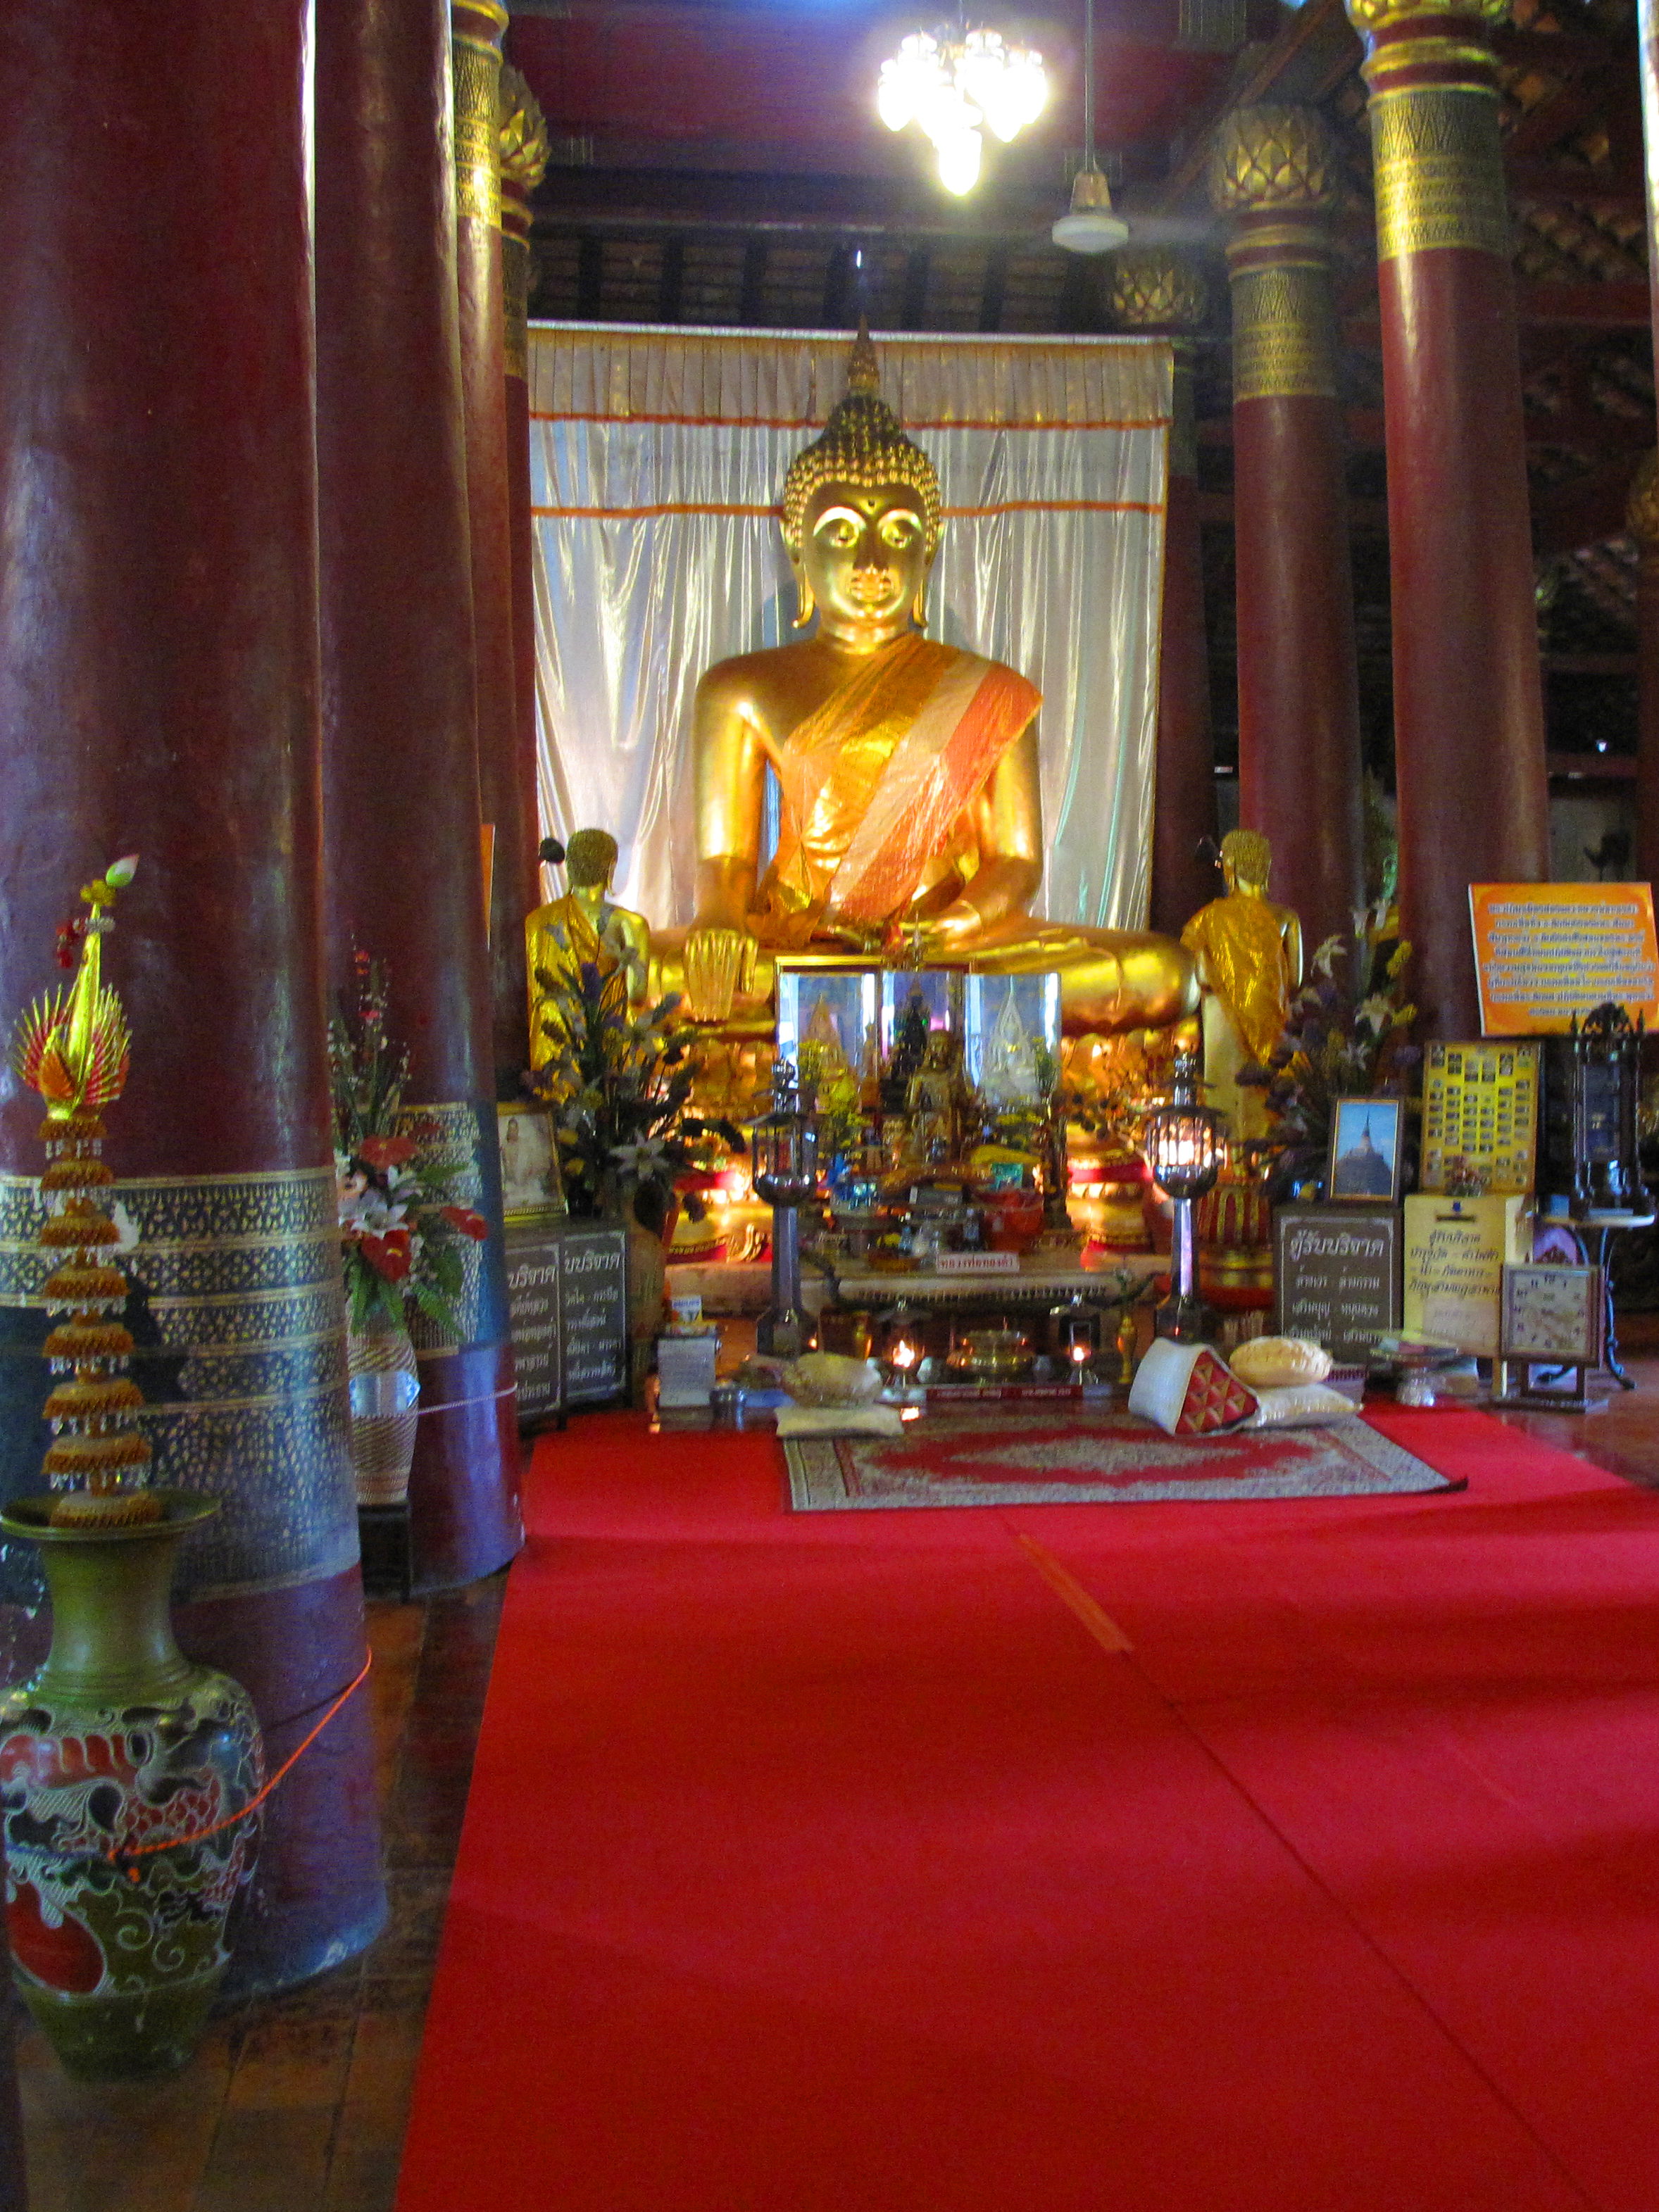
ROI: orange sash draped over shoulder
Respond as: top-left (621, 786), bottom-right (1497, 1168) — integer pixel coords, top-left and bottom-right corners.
top-left (753, 634), bottom-right (1041, 946)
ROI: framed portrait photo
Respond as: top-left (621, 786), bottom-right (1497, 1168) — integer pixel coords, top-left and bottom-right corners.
top-left (496, 1104), bottom-right (565, 1222)
top-left (1327, 1096), bottom-right (1406, 1205)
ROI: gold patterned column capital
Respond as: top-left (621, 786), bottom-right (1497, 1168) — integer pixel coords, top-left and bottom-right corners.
top-left (499, 65), bottom-right (549, 382)
top-left (452, 1), bottom-right (508, 232)
top-left (1210, 108), bottom-right (1339, 403)
top-left (1108, 251), bottom-right (1210, 335)
top-left (1345, 0), bottom-right (1508, 37)
top-left (1108, 254), bottom-right (1209, 476)
top-left (500, 65), bottom-right (551, 206)
top-left (1208, 105), bottom-right (1339, 220)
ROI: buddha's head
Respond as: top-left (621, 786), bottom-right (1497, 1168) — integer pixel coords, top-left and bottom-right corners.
top-left (781, 329), bottom-right (942, 643)
top-left (1220, 828), bottom-right (1272, 899)
top-left (565, 827), bottom-right (618, 892)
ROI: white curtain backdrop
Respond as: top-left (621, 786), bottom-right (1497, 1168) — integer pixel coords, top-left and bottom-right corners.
top-left (527, 326), bottom-right (1171, 933)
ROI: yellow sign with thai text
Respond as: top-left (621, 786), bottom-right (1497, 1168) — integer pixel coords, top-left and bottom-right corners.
top-left (1469, 883), bottom-right (1659, 1036)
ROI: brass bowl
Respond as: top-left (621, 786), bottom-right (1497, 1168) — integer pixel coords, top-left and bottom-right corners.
top-left (946, 1328), bottom-right (1034, 1380)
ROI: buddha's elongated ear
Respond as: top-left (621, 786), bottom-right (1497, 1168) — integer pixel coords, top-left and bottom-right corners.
top-left (911, 544), bottom-right (937, 631)
top-left (791, 563), bottom-right (815, 631)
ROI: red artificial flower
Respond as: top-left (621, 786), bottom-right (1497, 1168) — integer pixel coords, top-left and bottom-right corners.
top-left (360, 1228), bottom-right (413, 1281)
top-left (359, 1134), bottom-right (417, 1171)
top-left (442, 1206), bottom-right (489, 1242)
top-left (53, 917), bottom-right (84, 972)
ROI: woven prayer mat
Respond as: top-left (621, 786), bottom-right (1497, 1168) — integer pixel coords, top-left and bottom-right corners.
top-left (783, 1406), bottom-right (1462, 1512)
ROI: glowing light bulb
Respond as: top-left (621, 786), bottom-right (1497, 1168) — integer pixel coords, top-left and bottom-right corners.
top-left (877, 63), bottom-right (913, 132)
top-left (936, 127), bottom-right (982, 196)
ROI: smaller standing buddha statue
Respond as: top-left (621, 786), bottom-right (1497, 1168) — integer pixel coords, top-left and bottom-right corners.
top-left (526, 829), bottom-right (653, 1075)
top-left (1182, 829), bottom-right (1302, 1137)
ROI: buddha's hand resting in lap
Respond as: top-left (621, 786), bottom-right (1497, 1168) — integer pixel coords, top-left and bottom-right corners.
top-left (683, 924), bottom-right (760, 1022)
top-left (884, 905), bottom-right (982, 962)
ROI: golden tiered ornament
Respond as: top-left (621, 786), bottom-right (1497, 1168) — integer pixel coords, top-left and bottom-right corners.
top-left (9, 856), bottom-right (158, 1528)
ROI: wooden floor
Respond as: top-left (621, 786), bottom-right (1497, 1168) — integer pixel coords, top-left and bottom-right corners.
top-left (18, 1335), bottom-right (1659, 2211)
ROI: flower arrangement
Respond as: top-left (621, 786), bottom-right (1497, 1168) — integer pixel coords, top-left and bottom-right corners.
top-left (1248, 902), bottom-right (1420, 1199)
top-left (529, 955), bottom-right (742, 1236)
top-left (330, 954), bottom-right (488, 1334)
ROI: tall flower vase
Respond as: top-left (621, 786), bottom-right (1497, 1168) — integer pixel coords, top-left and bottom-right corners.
top-left (346, 1312), bottom-right (421, 1506)
top-left (0, 1495), bottom-right (264, 2080)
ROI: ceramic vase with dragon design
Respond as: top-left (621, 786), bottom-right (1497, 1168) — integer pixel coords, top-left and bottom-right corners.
top-left (0, 1495), bottom-right (263, 2080)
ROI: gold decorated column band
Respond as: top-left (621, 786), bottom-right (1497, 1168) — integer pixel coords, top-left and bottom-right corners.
top-left (1346, 0), bottom-right (1513, 261)
top-left (1226, 263), bottom-right (1339, 401)
top-left (0, 1164), bottom-right (358, 1598)
top-left (1208, 106), bottom-right (1341, 403)
top-left (1367, 85), bottom-right (1510, 261)
top-left (499, 65), bottom-right (551, 384)
top-left (453, 0), bottom-right (509, 232)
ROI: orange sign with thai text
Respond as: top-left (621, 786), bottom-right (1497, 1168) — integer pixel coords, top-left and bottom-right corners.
top-left (1469, 883), bottom-right (1659, 1035)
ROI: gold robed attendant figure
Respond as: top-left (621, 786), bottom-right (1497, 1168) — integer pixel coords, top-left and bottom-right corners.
top-left (1182, 828), bottom-right (1302, 1136)
top-left (527, 828), bottom-right (653, 1076)
top-left (649, 330), bottom-right (1196, 1039)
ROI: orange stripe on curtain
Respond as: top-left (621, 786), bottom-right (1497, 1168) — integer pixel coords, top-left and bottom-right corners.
top-left (529, 410), bottom-right (1173, 433)
top-left (530, 500), bottom-right (1166, 521)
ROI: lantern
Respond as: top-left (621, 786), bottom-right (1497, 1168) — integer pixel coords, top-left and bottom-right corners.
top-left (1542, 1003), bottom-right (1652, 1219)
top-left (1142, 1055), bottom-right (1225, 1342)
top-left (753, 1064), bottom-right (819, 1359)
top-left (877, 1300), bottom-right (929, 1390)
top-left (1048, 1294), bottom-right (1101, 1378)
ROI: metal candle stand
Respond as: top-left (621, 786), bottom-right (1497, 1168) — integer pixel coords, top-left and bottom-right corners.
top-left (1144, 1055), bottom-right (1225, 1343)
top-left (753, 1062), bottom-right (818, 1359)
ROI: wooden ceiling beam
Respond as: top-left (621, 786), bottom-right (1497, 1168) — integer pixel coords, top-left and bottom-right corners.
top-left (533, 164), bottom-right (1064, 241)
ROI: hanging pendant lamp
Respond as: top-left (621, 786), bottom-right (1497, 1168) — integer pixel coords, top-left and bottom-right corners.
top-left (1052, 0), bottom-right (1128, 251)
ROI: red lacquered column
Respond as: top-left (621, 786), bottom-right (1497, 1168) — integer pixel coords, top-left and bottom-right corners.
top-left (0, 1), bottom-right (384, 1993)
top-left (315, 0), bottom-right (522, 1590)
top-left (1628, 455), bottom-right (1659, 884)
top-left (1210, 107), bottom-right (1365, 958)
top-left (501, 68), bottom-right (551, 921)
top-left (1346, 0), bottom-right (1549, 1038)
top-left (453, 0), bottom-right (532, 1085)
top-left (1110, 252), bottom-right (1220, 938)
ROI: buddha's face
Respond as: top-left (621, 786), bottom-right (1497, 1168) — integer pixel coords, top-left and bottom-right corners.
top-left (797, 482), bottom-right (933, 644)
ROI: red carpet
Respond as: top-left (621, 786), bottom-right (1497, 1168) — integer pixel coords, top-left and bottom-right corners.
top-left (784, 1403), bottom-right (1459, 1508)
top-left (397, 1407), bottom-right (1659, 2212)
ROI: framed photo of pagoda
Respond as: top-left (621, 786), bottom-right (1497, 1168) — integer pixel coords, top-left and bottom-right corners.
top-left (1327, 1097), bottom-right (1406, 1204)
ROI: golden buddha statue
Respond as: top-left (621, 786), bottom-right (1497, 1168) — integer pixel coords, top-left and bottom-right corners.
top-left (527, 828), bottom-right (652, 1074)
top-left (1182, 828), bottom-right (1302, 1136)
top-left (649, 330), bottom-right (1196, 1041)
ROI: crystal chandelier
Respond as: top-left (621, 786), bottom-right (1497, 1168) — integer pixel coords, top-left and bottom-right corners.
top-left (876, 24), bottom-right (1048, 196)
